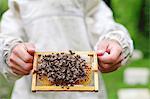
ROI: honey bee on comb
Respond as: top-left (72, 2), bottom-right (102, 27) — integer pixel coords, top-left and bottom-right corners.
top-left (37, 50), bottom-right (88, 86)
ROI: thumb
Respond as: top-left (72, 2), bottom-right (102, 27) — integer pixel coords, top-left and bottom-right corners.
top-left (96, 50), bottom-right (105, 56)
top-left (24, 43), bottom-right (35, 55)
top-left (96, 41), bottom-right (109, 56)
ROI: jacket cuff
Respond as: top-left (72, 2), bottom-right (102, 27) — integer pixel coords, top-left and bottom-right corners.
top-left (95, 30), bottom-right (133, 65)
top-left (2, 65), bottom-right (22, 83)
top-left (2, 38), bottom-right (23, 81)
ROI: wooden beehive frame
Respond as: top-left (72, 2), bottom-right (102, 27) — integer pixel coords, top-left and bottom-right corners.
top-left (32, 51), bottom-right (99, 92)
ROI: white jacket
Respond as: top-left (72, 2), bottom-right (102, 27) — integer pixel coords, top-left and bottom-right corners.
top-left (0, 0), bottom-right (133, 99)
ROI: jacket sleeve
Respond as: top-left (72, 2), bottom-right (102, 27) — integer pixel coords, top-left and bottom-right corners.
top-left (0, 0), bottom-right (28, 82)
top-left (86, 1), bottom-right (133, 64)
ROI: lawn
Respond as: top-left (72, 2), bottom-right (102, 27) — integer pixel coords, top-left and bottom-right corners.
top-left (0, 74), bottom-right (13, 99)
top-left (103, 58), bottom-right (150, 99)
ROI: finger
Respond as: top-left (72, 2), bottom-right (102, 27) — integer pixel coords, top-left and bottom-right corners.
top-left (13, 45), bottom-right (33, 63)
top-left (96, 50), bottom-right (105, 56)
top-left (8, 60), bottom-right (30, 74)
top-left (113, 54), bottom-right (124, 65)
top-left (99, 62), bottom-right (121, 73)
top-left (99, 53), bottom-right (123, 66)
top-left (24, 43), bottom-right (35, 55)
top-left (99, 47), bottom-right (122, 64)
top-left (99, 65), bottom-right (118, 73)
top-left (97, 40), bottom-right (109, 52)
top-left (11, 68), bottom-right (29, 75)
top-left (109, 46), bottom-right (122, 59)
top-left (98, 61), bottom-right (112, 69)
top-left (113, 62), bottom-right (122, 70)
top-left (9, 54), bottom-right (33, 71)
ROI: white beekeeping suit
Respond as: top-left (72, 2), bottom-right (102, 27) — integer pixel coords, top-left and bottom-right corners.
top-left (0, 0), bottom-right (133, 99)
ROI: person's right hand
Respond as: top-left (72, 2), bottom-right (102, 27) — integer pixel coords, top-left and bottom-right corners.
top-left (7, 43), bottom-right (35, 75)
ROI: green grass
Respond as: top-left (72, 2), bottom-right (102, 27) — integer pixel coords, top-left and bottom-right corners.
top-left (0, 0), bottom-right (8, 20)
top-left (0, 74), bottom-right (13, 99)
top-left (103, 58), bottom-right (150, 99)
top-left (111, 0), bottom-right (143, 38)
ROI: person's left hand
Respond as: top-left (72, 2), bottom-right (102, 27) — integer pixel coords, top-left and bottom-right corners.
top-left (97, 40), bottom-right (124, 73)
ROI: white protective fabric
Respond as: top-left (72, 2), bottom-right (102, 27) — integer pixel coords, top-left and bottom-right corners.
top-left (0, 0), bottom-right (133, 99)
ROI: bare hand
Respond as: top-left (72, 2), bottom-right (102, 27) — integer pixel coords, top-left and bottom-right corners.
top-left (97, 40), bottom-right (123, 73)
top-left (7, 43), bottom-right (35, 75)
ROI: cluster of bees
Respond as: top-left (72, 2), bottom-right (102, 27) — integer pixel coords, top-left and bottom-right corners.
top-left (37, 51), bottom-right (87, 86)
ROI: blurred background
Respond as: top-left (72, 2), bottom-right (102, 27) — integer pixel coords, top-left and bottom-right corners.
top-left (0, 0), bottom-right (149, 99)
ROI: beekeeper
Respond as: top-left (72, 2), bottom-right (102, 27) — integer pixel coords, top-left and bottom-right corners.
top-left (0, 0), bottom-right (133, 99)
